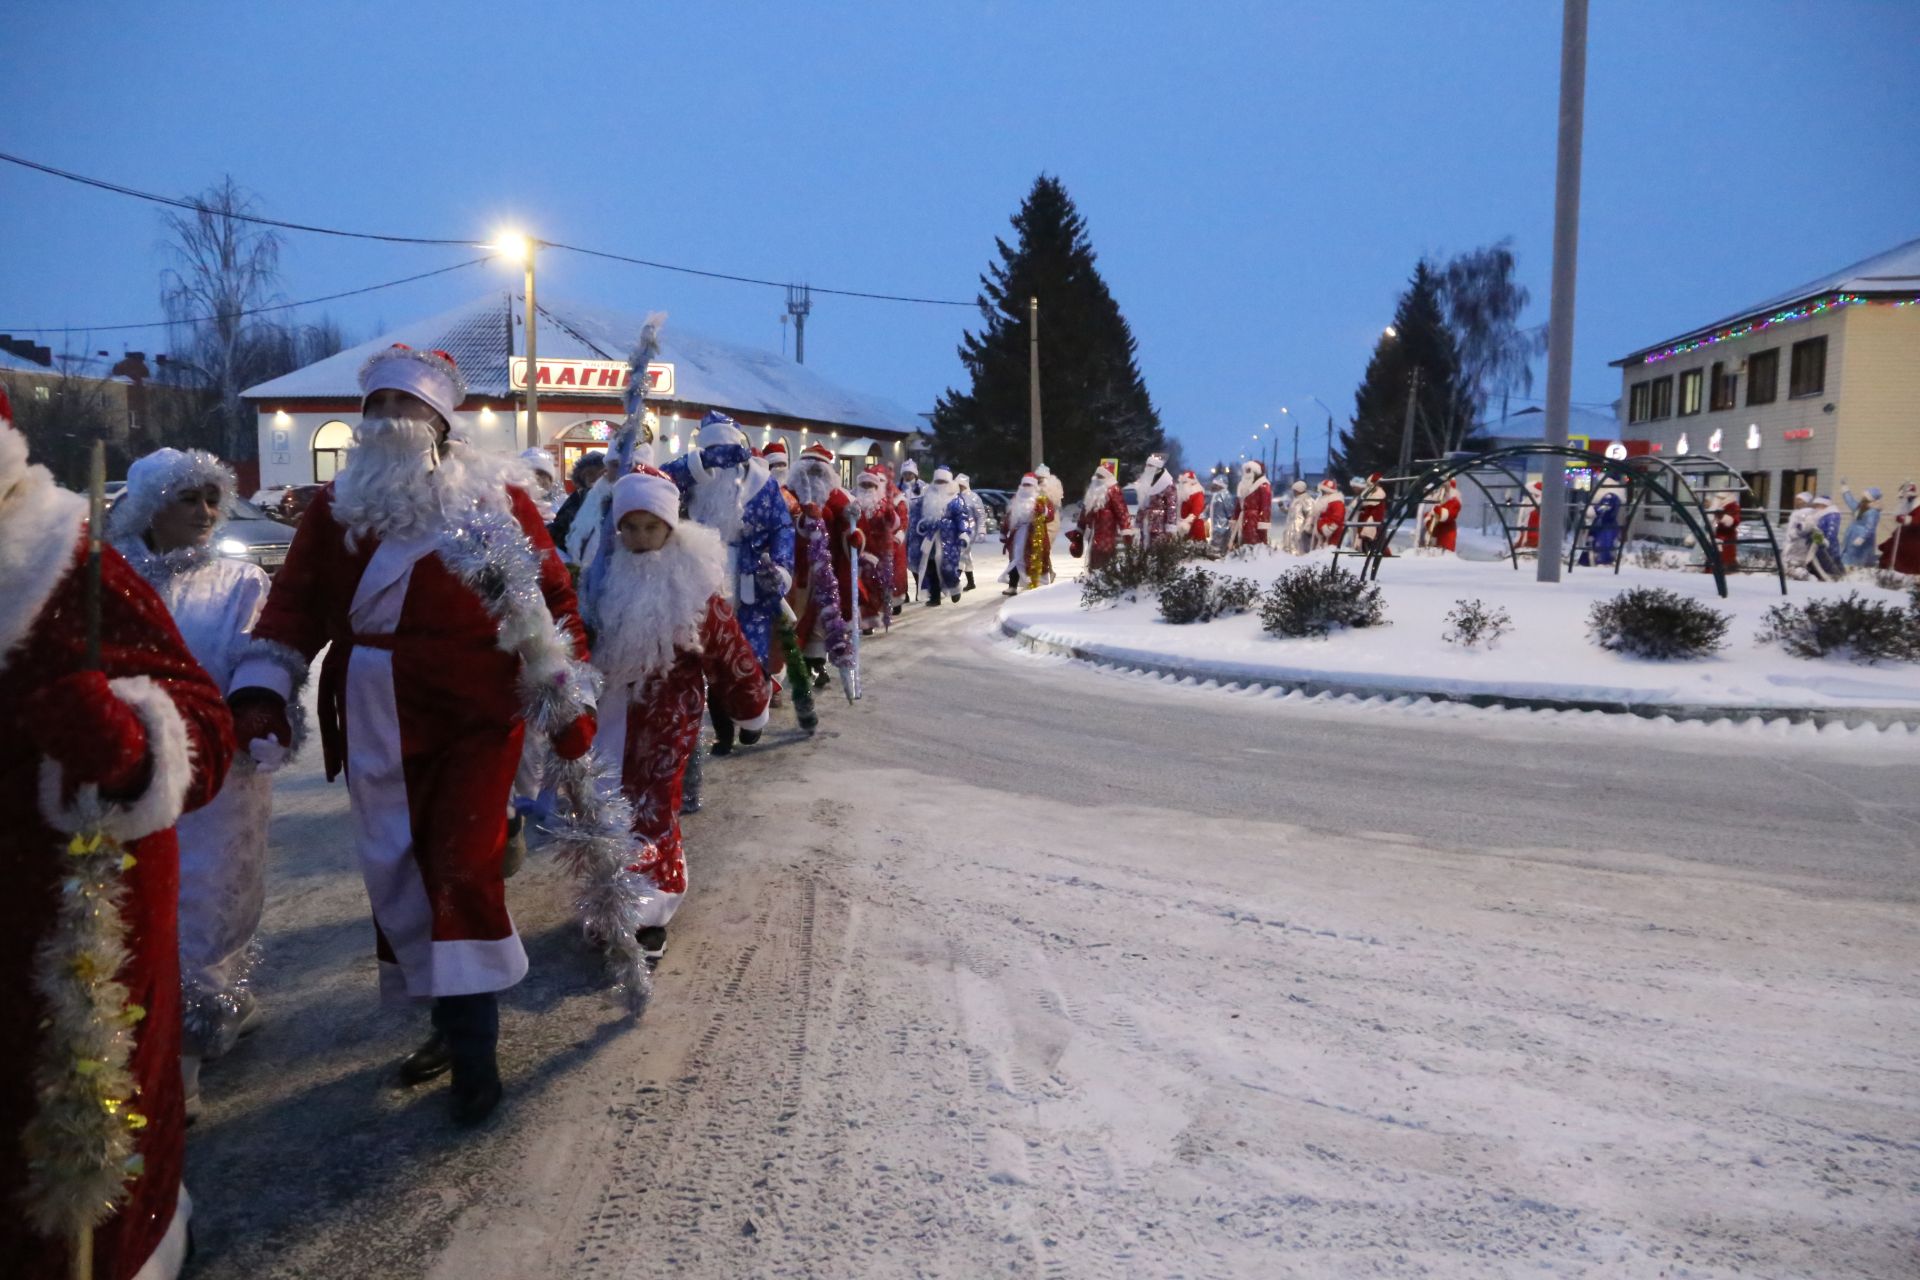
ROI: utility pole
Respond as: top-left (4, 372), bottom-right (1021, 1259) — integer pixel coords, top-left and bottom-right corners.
top-left (1395, 366), bottom-right (1423, 476)
top-left (1292, 419), bottom-right (1301, 485)
top-left (1027, 296), bottom-right (1043, 470)
top-left (786, 285), bottom-right (812, 364)
top-left (1537, 0), bottom-right (1589, 582)
top-left (523, 241), bottom-right (539, 450)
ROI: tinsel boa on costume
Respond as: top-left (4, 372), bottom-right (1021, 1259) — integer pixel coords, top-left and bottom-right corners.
top-left (22, 815), bottom-right (149, 1237)
top-left (801, 509), bottom-right (857, 675)
top-left (431, 486), bottom-right (656, 1012)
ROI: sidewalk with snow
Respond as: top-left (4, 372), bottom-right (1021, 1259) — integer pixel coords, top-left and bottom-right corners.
top-left (1001, 545), bottom-right (1920, 719)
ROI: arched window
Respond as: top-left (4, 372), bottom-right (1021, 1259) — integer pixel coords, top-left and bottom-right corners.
top-left (312, 420), bottom-right (353, 482)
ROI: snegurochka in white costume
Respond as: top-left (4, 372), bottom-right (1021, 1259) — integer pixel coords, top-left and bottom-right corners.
top-left (108, 448), bottom-right (276, 1117)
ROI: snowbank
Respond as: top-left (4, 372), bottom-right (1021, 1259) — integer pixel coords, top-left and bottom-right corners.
top-left (1000, 547), bottom-right (1920, 721)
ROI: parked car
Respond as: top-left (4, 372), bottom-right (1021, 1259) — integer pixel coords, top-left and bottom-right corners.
top-left (973, 488), bottom-right (1011, 536)
top-left (215, 495), bottom-right (294, 574)
top-left (254, 484), bottom-right (325, 525)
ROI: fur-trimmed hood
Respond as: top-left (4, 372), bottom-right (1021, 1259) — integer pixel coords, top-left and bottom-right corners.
top-left (592, 520), bottom-right (729, 688)
top-left (0, 451), bottom-right (86, 674)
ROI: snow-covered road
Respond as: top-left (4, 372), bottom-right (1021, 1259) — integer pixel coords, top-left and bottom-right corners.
top-left (186, 582), bottom-right (1919, 1279)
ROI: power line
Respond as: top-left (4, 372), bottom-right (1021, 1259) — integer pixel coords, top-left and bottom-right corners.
top-left (0, 257), bottom-right (489, 335)
top-left (0, 149), bottom-right (472, 246)
top-left (1, 149), bottom-right (976, 307)
top-left (546, 241), bottom-right (971, 306)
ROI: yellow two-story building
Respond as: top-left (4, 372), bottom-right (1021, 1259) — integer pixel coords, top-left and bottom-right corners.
top-left (1611, 236), bottom-right (1918, 517)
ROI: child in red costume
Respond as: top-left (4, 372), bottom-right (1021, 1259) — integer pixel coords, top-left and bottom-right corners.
top-left (591, 469), bottom-right (770, 965)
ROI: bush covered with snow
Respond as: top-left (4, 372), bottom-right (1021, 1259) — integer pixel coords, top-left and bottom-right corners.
top-left (1587, 587), bottom-right (1729, 660)
top-left (1157, 569), bottom-right (1262, 625)
top-left (1442, 598), bottom-right (1512, 648)
top-left (1755, 592), bottom-right (1917, 664)
top-left (1259, 564), bottom-right (1387, 639)
top-left (1079, 539), bottom-right (1208, 608)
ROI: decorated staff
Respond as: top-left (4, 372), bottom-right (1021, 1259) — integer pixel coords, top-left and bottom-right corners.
top-left (3, 390), bottom-right (235, 1280)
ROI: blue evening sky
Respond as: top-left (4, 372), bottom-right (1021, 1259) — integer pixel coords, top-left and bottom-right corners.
top-left (4, 1), bottom-right (1915, 473)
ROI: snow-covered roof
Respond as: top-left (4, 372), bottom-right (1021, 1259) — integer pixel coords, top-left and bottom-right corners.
top-left (1476, 404), bottom-right (1622, 442)
top-left (0, 348), bottom-right (52, 373)
top-left (241, 291), bottom-right (920, 435)
top-left (1614, 235), bottom-right (1920, 366)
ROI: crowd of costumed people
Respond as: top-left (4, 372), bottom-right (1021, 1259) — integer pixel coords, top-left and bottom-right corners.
top-left (6, 317), bottom-right (1917, 1278)
top-left (0, 313), bottom-right (1084, 1280)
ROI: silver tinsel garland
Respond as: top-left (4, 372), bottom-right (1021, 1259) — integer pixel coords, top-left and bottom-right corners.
top-left (22, 797), bottom-right (148, 1239)
top-left (434, 496), bottom-right (654, 1013)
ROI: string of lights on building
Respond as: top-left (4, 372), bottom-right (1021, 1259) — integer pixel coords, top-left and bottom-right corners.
top-left (1639, 292), bottom-right (1920, 365)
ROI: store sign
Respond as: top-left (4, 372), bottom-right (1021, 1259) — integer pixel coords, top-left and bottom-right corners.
top-left (1782, 427), bottom-right (1814, 441)
top-left (509, 357), bottom-right (675, 397)
top-left (1746, 424), bottom-right (1762, 449)
top-left (1707, 428), bottom-right (1724, 453)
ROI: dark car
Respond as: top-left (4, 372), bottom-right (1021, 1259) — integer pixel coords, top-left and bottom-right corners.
top-left (214, 495), bottom-right (294, 574)
top-left (973, 488), bottom-right (1011, 535)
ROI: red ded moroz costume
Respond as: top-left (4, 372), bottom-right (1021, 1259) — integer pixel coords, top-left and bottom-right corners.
top-left (592, 471), bottom-right (769, 926)
top-left (1, 389), bottom-right (233, 1280)
top-left (229, 347), bottom-right (591, 1004)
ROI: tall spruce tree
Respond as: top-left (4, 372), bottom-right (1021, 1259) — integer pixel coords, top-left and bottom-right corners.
top-left (1333, 261), bottom-right (1462, 482)
top-left (931, 176), bottom-right (1162, 489)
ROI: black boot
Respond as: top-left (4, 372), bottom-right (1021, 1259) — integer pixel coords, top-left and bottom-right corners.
top-left (435, 993), bottom-right (501, 1126)
top-left (707, 687), bottom-right (736, 756)
top-left (636, 926), bottom-right (668, 971)
top-left (965, 571), bottom-right (976, 591)
top-left (397, 1028), bottom-right (451, 1085)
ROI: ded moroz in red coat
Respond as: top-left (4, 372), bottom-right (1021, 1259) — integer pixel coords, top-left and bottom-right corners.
top-left (0, 437), bottom-right (233, 1280)
top-left (1177, 474), bottom-right (1209, 542)
top-left (1236, 471), bottom-right (1273, 546)
top-left (1076, 475), bottom-right (1131, 570)
top-left (231, 469), bottom-right (587, 1003)
top-left (593, 522), bottom-right (769, 925)
top-left (1425, 484), bottom-right (1462, 552)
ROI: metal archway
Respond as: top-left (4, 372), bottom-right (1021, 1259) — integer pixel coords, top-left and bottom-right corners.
top-left (1332, 453), bottom-right (1535, 572)
top-left (1612, 453), bottom-right (1788, 594)
top-left (1352, 444), bottom-right (1741, 598)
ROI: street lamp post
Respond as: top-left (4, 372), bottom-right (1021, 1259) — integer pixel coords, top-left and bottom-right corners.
top-left (1536, 0), bottom-right (1589, 582)
top-left (1028, 297), bottom-right (1043, 470)
top-left (490, 231), bottom-right (541, 450)
top-left (1308, 394), bottom-right (1336, 482)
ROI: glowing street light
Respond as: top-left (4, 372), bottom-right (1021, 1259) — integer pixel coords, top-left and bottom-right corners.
top-left (488, 229), bottom-right (540, 447)
top-left (1383, 325), bottom-right (1398, 339)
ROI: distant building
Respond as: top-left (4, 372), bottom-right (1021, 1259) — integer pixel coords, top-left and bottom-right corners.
top-left (0, 335), bottom-right (160, 444)
top-left (1610, 236), bottom-right (1920, 515)
top-left (241, 291), bottom-right (921, 491)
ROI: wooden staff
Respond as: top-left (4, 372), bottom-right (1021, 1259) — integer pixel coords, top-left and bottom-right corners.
top-left (86, 440), bottom-right (105, 671)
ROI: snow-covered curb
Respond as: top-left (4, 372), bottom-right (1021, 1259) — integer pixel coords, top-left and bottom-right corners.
top-left (999, 551), bottom-right (1920, 730)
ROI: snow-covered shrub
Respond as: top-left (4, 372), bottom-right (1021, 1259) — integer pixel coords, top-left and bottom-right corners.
top-left (1755, 592), bottom-right (1916, 663)
top-left (1629, 542), bottom-right (1669, 570)
top-left (1156, 569), bottom-right (1263, 625)
top-left (1079, 540), bottom-right (1206, 608)
top-left (1259, 564), bottom-right (1386, 639)
top-left (1866, 568), bottom-right (1909, 593)
top-left (1156, 567), bottom-right (1216, 624)
top-left (1587, 587), bottom-right (1728, 660)
top-left (1442, 598), bottom-right (1512, 648)
top-left (1213, 575), bottom-right (1261, 615)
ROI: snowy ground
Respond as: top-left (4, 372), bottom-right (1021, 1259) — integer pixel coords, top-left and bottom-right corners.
top-left (1002, 545), bottom-right (1920, 717)
top-left (182, 578), bottom-right (1920, 1279)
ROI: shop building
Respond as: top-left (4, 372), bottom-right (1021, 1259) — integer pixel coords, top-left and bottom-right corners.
top-left (1610, 236), bottom-right (1920, 516)
top-left (242, 291), bottom-right (920, 491)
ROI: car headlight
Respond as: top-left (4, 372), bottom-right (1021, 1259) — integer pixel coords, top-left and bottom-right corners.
top-left (217, 537), bottom-right (250, 557)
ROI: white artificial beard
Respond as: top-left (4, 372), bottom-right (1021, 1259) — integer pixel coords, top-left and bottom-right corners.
top-left (1237, 471), bottom-right (1266, 500)
top-left (1177, 476), bottom-right (1203, 503)
top-left (854, 485), bottom-right (887, 518)
top-left (1083, 475), bottom-right (1113, 512)
top-left (593, 521), bottom-right (727, 688)
top-left (332, 417), bottom-right (450, 548)
top-left (689, 466), bottom-right (749, 545)
top-left (921, 479), bottom-right (958, 517)
top-left (1008, 485), bottom-right (1039, 527)
top-left (792, 461), bottom-right (839, 511)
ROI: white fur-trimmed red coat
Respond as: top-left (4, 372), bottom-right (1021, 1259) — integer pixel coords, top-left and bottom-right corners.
top-left (0, 460), bottom-right (231, 1280)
